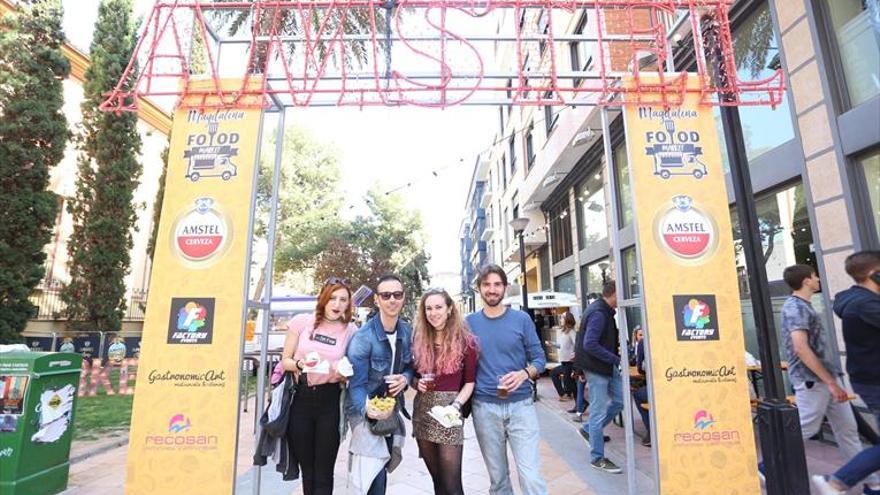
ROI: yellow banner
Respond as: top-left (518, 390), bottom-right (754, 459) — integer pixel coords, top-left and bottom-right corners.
top-left (125, 79), bottom-right (263, 494)
top-left (623, 75), bottom-right (759, 493)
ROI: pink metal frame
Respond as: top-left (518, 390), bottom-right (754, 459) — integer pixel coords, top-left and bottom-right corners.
top-left (99, 0), bottom-right (785, 112)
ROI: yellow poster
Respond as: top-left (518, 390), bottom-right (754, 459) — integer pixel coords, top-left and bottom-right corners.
top-left (623, 75), bottom-right (760, 494)
top-left (125, 79), bottom-right (263, 494)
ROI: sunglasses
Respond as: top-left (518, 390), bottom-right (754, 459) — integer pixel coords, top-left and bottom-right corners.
top-left (324, 277), bottom-right (350, 287)
top-left (377, 291), bottom-right (405, 301)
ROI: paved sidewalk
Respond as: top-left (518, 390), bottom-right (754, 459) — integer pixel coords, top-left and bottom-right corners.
top-left (63, 377), bottom-right (856, 494)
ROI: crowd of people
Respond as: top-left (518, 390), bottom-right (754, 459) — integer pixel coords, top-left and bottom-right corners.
top-left (254, 250), bottom-right (880, 495)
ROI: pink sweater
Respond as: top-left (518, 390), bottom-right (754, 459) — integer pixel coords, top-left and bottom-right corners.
top-left (289, 313), bottom-right (357, 386)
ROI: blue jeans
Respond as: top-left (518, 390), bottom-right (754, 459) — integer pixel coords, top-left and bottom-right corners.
top-left (632, 386), bottom-right (650, 435)
top-left (366, 435), bottom-right (393, 495)
top-left (472, 398), bottom-right (548, 495)
top-left (586, 369), bottom-right (624, 462)
top-left (575, 377), bottom-right (587, 414)
top-left (832, 382), bottom-right (880, 488)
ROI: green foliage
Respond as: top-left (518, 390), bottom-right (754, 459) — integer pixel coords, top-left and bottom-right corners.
top-left (250, 125), bottom-right (343, 300)
top-left (146, 146), bottom-right (169, 260)
top-left (210, 3), bottom-right (389, 70)
top-left (62, 0), bottom-right (142, 333)
top-left (251, 126), bottom-right (430, 316)
top-left (313, 188), bottom-right (430, 316)
top-left (0, 0), bottom-right (69, 343)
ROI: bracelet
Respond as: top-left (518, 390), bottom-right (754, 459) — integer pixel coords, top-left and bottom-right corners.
top-left (452, 401), bottom-right (462, 411)
top-left (296, 359), bottom-right (304, 370)
top-left (523, 367), bottom-right (532, 380)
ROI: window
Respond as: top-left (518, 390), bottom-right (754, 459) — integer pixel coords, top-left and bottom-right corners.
top-left (613, 140), bottom-right (633, 227)
top-left (503, 207), bottom-right (510, 249)
top-left (820, 0), bottom-right (880, 107)
top-left (575, 168), bottom-right (607, 247)
top-left (855, 148), bottom-right (880, 244)
top-left (506, 79), bottom-right (513, 114)
top-left (511, 192), bottom-right (519, 220)
top-left (544, 91), bottom-right (560, 135)
top-left (549, 203), bottom-right (573, 262)
top-left (731, 182), bottom-right (823, 358)
top-left (498, 107), bottom-right (505, 135)
top-left (622, 247), bottom-right (640, 299)
top-left (569, 11), bottom-right (592, 86)
top-left (555, 271), bottom-right (576, 295)
top-left (509, 135), bottom-right (517, 177)
top-left (713, 4), bottom-right (795, 166)
top-left (580, 258), bottom-right (610, 302)
top-left (525, 123), bottom-right (535, 171)
top-left (501, 155), bottom-right (508, 186)
top-left (538, 10), bottom-right (549, 57)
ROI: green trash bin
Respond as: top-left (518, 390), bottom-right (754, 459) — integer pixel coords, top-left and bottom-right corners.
top-left (0, 352), bottom-right (83, 495)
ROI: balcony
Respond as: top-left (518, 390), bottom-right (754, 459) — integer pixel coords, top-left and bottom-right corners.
top-left (480, 188), bottom-right (494, 209)
top-left (480, 227), bottom-right (495, 242)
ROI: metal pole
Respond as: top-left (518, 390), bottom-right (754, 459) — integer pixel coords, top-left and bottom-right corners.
top-left (705, 19), bottom-right (808, 495)
top-left (600, 107), bottom-right (638, 494)
top-left (252, 108), bottom-right (287, 494)
top-left (518, 231), bottom-right (528, 311)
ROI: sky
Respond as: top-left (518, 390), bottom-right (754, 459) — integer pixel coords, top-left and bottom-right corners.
top-left (60, 0), bottom-right (497, 294)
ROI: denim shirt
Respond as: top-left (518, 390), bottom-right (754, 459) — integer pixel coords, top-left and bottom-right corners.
top-left (344, 315), bottom-right (414, 423)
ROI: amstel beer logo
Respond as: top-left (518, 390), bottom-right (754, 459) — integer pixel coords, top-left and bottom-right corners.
top-left (172, 197), bottom-right (230, 263)
top-left (655, 195), bottom-right (717, 261)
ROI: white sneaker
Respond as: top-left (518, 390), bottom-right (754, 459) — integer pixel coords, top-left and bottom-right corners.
top-left (811, 475), bottom-right (845, 495)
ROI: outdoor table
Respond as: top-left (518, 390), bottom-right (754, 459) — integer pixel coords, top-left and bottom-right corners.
top-left (747, 361), bottom-right (789, 397)
top-left (241, 349), bottom-right (283, 421)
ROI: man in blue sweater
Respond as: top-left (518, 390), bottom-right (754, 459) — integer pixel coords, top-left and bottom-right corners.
top-left (573, 281), bottom-right (623, 474)
top-left (466, 264), bottom-right (547, 495)
top-left (812, 251), bottom-right (880, 495)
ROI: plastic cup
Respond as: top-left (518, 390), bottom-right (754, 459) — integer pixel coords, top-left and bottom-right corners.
top-left (496, 375), bottom-right (509, 399)
top-left (422, 373), bottom-right (435, 392)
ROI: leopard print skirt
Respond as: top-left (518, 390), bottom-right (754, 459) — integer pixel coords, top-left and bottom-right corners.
top-left (412, 391), bottom-right (464, 445)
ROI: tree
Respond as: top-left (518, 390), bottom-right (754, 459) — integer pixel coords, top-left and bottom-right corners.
top-left (146, 146), bottom-right (168, 261)
top-left (213, 2), bottom-right (389, 71)
top-left (313, 188), bottom-right (430, 316)
top-left (0, 0), bottom-right (69, 343)
top-left (251, 126), bottom-right (343, 300)
top-left (62, 0), bottom-right (141, 333)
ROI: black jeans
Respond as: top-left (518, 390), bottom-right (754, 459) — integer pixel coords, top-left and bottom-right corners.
top-left (550, 361), bottom-right (576, 397)
top-left (287, 383), bottom-right (342, 495)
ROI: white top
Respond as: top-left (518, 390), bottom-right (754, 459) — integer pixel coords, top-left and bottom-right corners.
top-left (387, 331), bottom-right (398, 368)
top-left (557, 330), bottom-right (576, 362)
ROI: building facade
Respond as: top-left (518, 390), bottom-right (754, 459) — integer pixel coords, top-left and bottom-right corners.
top-left (461, 0), bottom-right (879, 374)
top-left (0, 0), bottom-right (173, 338)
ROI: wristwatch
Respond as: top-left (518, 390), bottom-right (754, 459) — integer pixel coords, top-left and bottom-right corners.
top-left (451, 401), bottom-right (462, 411)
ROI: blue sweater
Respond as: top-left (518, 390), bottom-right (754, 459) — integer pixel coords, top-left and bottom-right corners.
top-left (466, 309), bottom-right (546, 403)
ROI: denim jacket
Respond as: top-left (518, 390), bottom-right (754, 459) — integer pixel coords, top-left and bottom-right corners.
top-left (344, 315), bottom-right (414, 424)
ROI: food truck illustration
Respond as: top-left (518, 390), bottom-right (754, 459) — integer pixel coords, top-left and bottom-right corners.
top-left (645, 118), bottom-right (708, 180)
top-left (184, 146), bottom-right (238, 182)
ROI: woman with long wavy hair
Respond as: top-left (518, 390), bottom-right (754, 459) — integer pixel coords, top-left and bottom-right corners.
top-left (411, 288), bottom-right (478, 495)
top-left (281, 278), bottom-right (358, 495)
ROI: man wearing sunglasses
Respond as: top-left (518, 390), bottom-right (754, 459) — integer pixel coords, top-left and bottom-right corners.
top-left (345, 273), bottom-right (414, 495)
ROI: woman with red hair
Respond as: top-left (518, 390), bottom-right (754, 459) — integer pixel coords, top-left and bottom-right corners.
top-left (281, 278), bottom-right (358, 495)
top-left (411, 288), bottom-right (478, 495)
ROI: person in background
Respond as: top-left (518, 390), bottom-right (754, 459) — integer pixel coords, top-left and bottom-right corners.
top-left (629, 326), bottom-right (651, 447)
top-left (546, 312), bottom-right (577, 402)
top-left (280, 278), bottom-right (359, 495)
top-left (771, 263), bottom-right (876, 489)
top-left (411, 288), bottom-right (478, 495)
top-left (466, 264), bottom-right (548, 495)
top-left (812, 252), bottom-right (880, 495)
top-left (345, 274), bottom-right (415, 495)
top-left (575, 281), bottom-right (623, 474)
